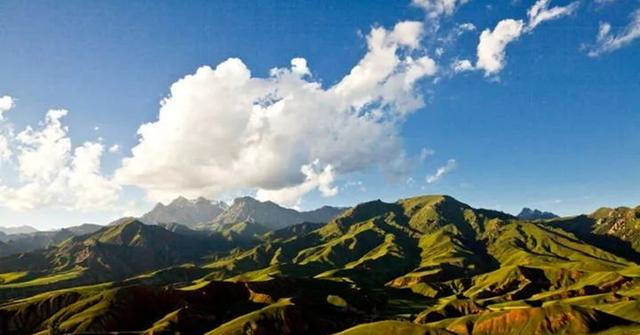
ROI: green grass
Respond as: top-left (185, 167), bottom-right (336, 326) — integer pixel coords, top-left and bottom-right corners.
top-left (204, 298), bottom-right (294, 335)
top-left (0, 271), bottom-right (29, 284)
top-left (332, 321), bottom-right (440, 335)
top-left (0, 269), bottom-right (83, 289)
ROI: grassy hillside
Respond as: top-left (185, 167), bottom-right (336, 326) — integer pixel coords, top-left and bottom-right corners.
top-left (1, 195), bottom-right (639, 334)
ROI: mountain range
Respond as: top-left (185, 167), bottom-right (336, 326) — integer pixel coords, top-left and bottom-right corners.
top-left (0, 196), bottom-right (344, 258)
top-left (0, 195), bottom-right (639, 335)
top-left (140, 195), bottom-right (346, 231)
top-left (140, 196), bottom-right (228, 226)
top-left (0, 225), bottom-right (38, 235)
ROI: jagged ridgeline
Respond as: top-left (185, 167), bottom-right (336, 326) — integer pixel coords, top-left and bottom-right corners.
top-left (1, 195), bottom-right (640, 335)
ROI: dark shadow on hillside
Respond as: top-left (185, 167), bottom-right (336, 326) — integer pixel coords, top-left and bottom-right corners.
top-left (545, 215), bottom-right (640, 264)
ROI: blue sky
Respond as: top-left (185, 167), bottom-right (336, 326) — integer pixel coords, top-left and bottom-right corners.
top-left (0, 0), bottom-right (638, 229)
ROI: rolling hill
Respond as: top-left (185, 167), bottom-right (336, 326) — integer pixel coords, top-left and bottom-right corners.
top-left (1, 195), bottom-right (639, 335)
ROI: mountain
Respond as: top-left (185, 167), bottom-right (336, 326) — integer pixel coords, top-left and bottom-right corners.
top-left (517, 207), bottom-right (559, 220)
top-left (0, 241), bottom-right (17, 257)
top-left (1, 195), bottom-right (640, 335)
top-left (0, 225), bottom-right (38, 235)
top-left (0, 219), bottom-right (231, 301)
top-left (209, 196), bottom-right (346, 230)
top-left (140, 196), bottom-right (228, 226)
top-left (0, 224), bottom-right (104, 257)
top-left (63, 223), bottom-right (103, 235)
top-left (546, 205), bottom-right (640, 261)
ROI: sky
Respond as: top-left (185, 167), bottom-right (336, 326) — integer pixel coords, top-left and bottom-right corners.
top-left (0, 0), bottom-right (638, 229)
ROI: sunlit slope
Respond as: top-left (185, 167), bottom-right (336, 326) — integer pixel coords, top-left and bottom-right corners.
top-left (0, 219), bottom-right (228, 301)
top-left (2, 194), bottom-right (640, 335)
top-left (204, 195), bottom-right (632, 289)
top-left (202, 196), bottom-right (507, 286)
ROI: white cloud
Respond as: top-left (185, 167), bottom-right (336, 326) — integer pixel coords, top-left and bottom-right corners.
top-left (452, 59), bottom-right (474, 72)
top-left (476, 19), bottom-right (525, 76)
top-left (256, 160), bottom-right (337, 207)
top-left (108, 144), bottom-right (120, 153)
top-left (0, 96), bottom-right (14, 162)
top-left (290, 58), bottom-right (311, 76)
top-left (473, 0), bottom-right (577, 76)
top-left (0, 96), bottom-right (14, 120)
top-left (426, 158), bottom-right (457, 183)
top-left (412, 0), bottom-right (470, 19)
top-left (589, 9), bottom-right (640, 57)
top-left (0, 135), bottom-right (10, 162)
top-left (526, 0), bottom-right (579, 31)
top-left (458, 23), bottom-right (476, 32)
top-left (0, 110), bottom-right (120, 211)
top-left (116, 22), bottom-right (437, 204)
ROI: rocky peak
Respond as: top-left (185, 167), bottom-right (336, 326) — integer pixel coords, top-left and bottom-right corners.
top-left (517, 207), bottom-right (559, 220)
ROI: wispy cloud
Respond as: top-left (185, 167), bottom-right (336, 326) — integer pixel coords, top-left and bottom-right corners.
top-left (412, 0), bottom-right (470, 19)
top-left (588, 8), bottom-right (640, 57)
top-left (426, 159), bottom-right (457, 183)
top-left (459, 0), bottom-right (579, 76)
top-left (419, 148), bottom-right (435, 163)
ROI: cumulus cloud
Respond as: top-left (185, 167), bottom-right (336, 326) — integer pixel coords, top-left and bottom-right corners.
top-left (0, 110), bottom-right (120, 211)
top-left (472, 0), bottom-right (578, 76)
top-left (116, 21), bottom-right (437, 205)
top-left (426, 159), bottom-right (457, 183)
top-left (255, 160), bottom-right (337, 207)
top-left (588, 9), bottom-right (640, 57)
top-left (108, 144), bottom-right (120, 153)
top-left (0, 96), bottom-right (14, 120)
top-left (290, 58), bottom-right (311, 76)
top-left (413, 0), bottom-right (470, 19)
top-left (476, 19), bottom-right (525, 76)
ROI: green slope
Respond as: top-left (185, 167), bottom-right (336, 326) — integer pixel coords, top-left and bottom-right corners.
top-left (2, 194), bottom-right (640, 335)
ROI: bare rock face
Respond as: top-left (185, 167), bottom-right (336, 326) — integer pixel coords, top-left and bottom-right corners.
top-left (210, 196), bottom-right (346, 230)
top-left (140, 196), bottom-right (229, 227)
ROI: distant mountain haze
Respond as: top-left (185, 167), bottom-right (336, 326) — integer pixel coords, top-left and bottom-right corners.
top-left (0, 223), bottom-right (104, 256)
top-left (0, 225), bottom-right (38, 235)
